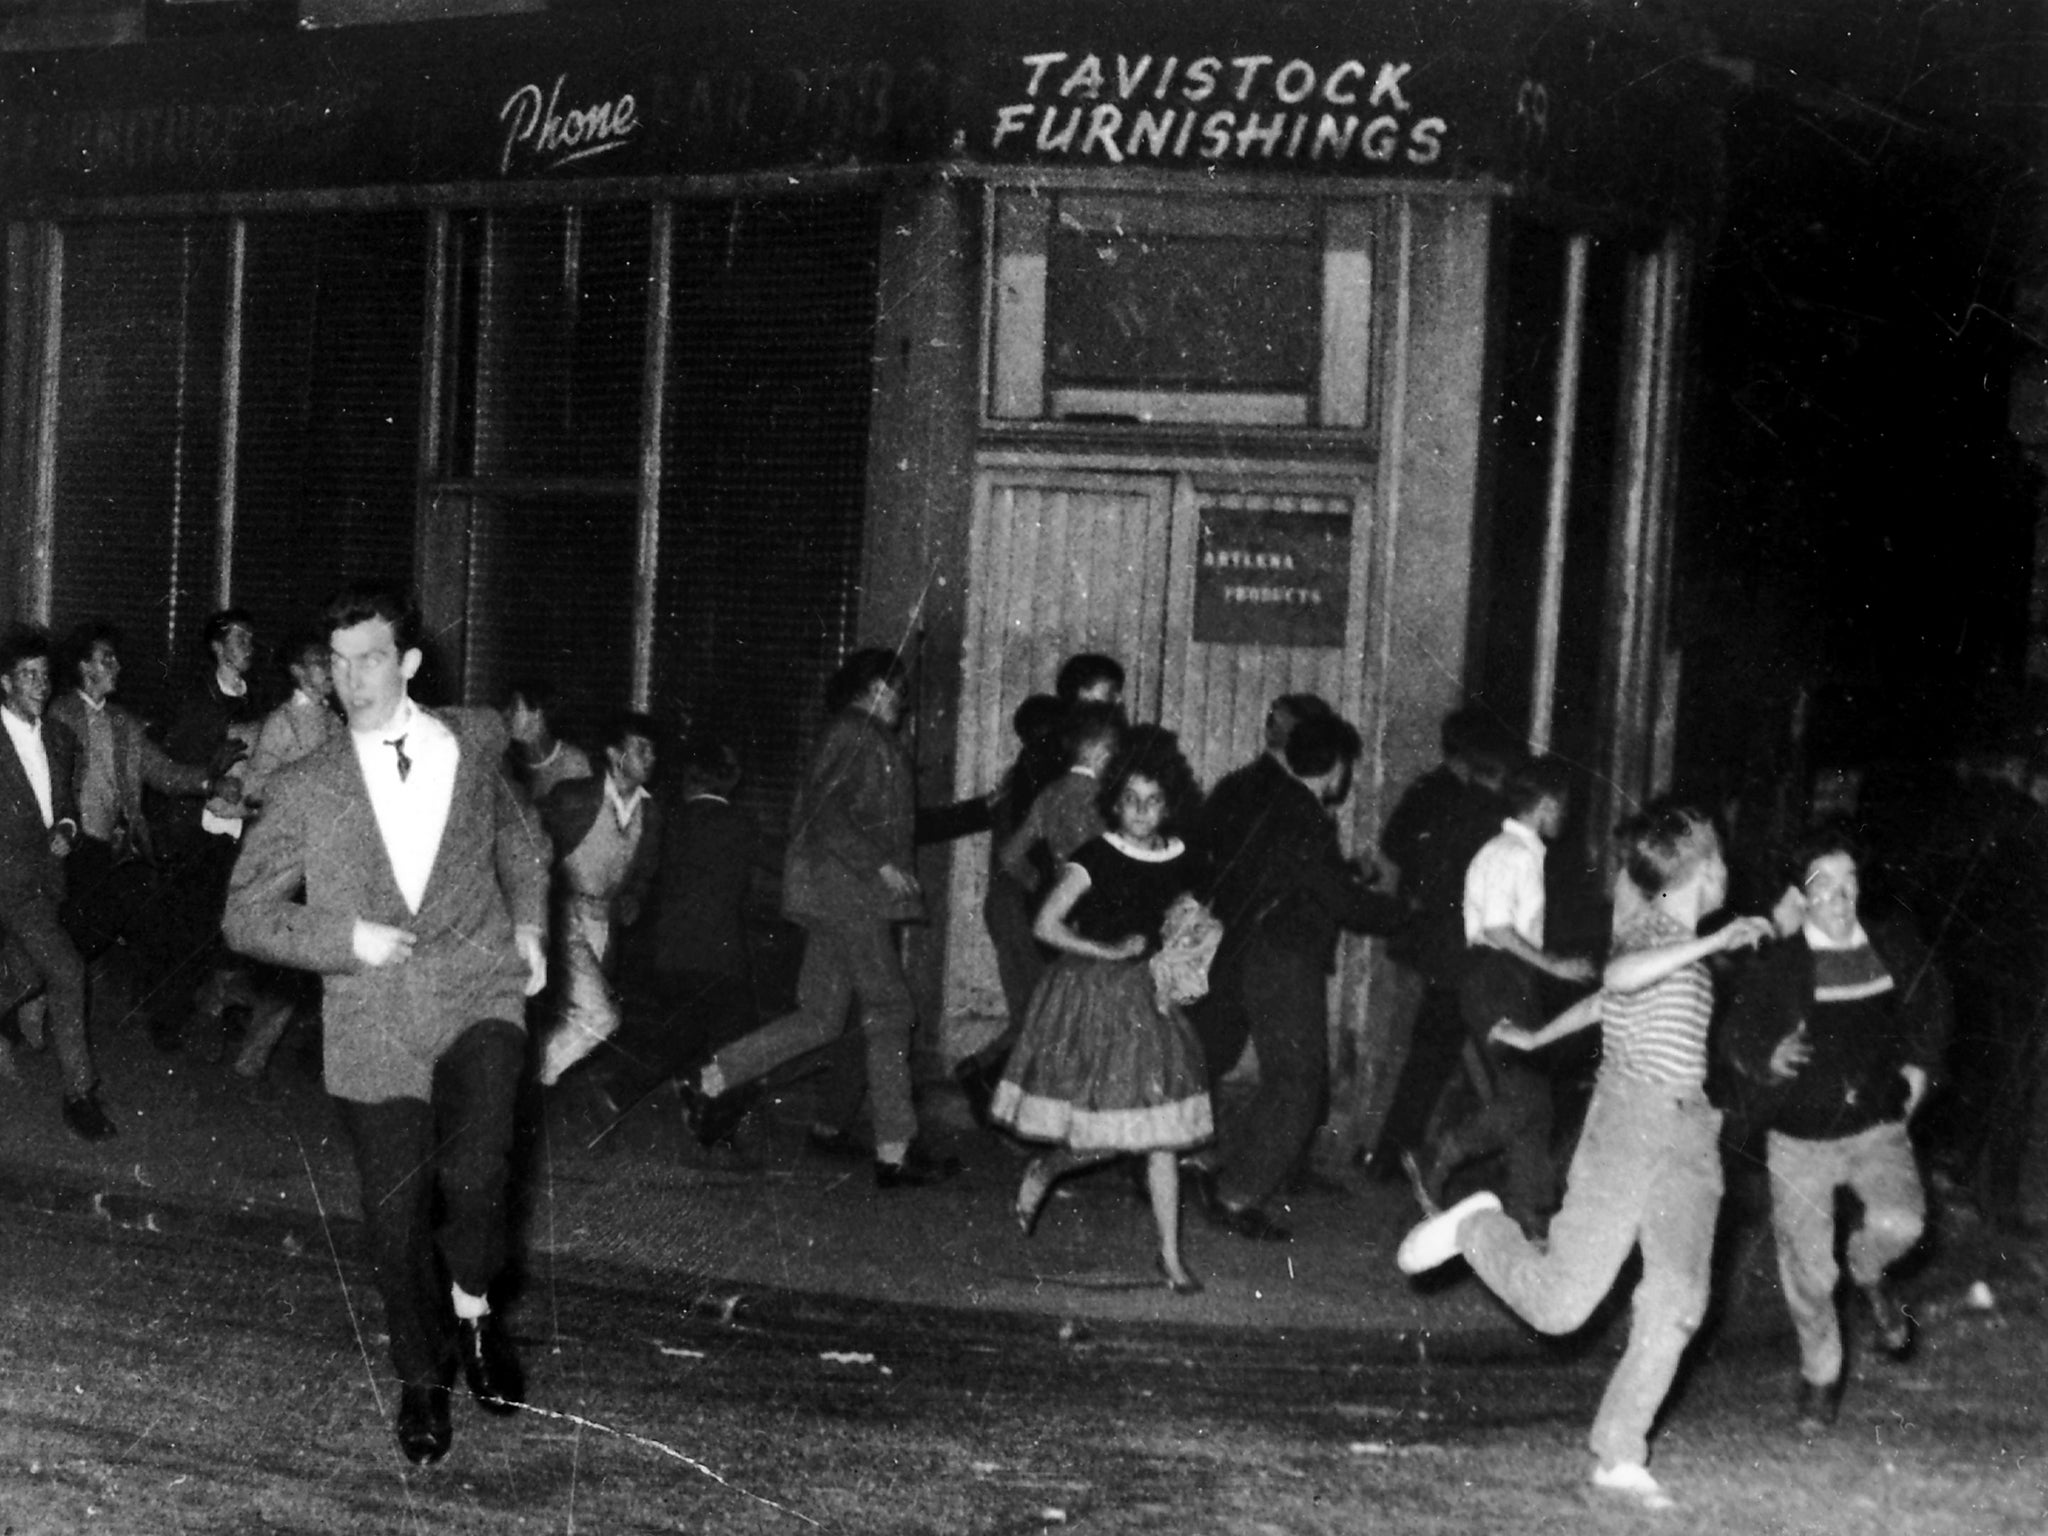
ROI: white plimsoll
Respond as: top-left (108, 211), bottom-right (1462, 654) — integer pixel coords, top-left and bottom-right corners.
top-left (1591, 1460), bottom-right (1675, 1512)
top-left (1394, 1190), bottom-right (1502, 1275)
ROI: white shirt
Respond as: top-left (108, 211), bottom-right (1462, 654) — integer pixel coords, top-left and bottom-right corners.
top-left (604, 776), bottom-right (648, 831)
top-left (1, 706), bottom-right (56, 828)
top-left (1463, 817), bottom-right (1548, 948)
top-left (350, 699), bottom-right (458, 914)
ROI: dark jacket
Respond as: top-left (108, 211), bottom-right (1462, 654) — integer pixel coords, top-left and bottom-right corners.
top-left (641, 791), bottom-right (755, 977)
top-left (0, 711), bottom-right (80, 904)
top-left (1379, 762), bottom-right (1505, 984)
top-left (783, 708), bottom-right (921, 926)
top-left (1196, 755), bottom-right (1400, 968)
top-left (1719, 913), bottom-right (1951, 1141)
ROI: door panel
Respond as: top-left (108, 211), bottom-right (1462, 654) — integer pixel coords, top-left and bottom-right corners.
top-left (944, 470), bottom-right (1174, 1031)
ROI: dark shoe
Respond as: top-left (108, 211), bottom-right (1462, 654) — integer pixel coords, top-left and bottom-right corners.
top-left (951, 1053), bottom-right (1004, 1130)
top-left (874, 1143), bottom-right (963, 1189)
top-left (1865, 1281), bottom-right (1916, 1361)
top-left (806, 1125), bottom-right (868, 1162)
top-left (1794, 1376), bottom-right (1843, 1432)
top-left (677, 1075), bottom-right (755, 1149)
top-left (396, 1383), bottom-right (453, 1465)
top-left (457, 1313), bottom-right (524, 1416)
top-left (1155, 1255), bottom-right (1204, 1295)
top-left (62, 1092), bottom-right (116, 1143)
top-left (1216, 1203), bottom-right (1294, 1243)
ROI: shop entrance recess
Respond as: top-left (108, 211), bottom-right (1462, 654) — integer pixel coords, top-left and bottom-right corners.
top-left (944, 464), bottom-right (1377, 1042)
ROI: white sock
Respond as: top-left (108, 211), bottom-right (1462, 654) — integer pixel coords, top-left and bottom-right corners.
top-left (699, 1062), bottom-right (728, 1098)
top-left (451, 1284), bottom-right (490, 1321)
top-left (875, 1140), bottom-right (909, 1166)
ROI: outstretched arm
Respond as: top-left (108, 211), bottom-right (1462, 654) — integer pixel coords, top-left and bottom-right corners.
top-left (1491, 991), bottom-right (1602, 1052)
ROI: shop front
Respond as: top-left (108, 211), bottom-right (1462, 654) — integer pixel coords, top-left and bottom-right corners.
top-left (0, 0), bottom-right (1727, 1129)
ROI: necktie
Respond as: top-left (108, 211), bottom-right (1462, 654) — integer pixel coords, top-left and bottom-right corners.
top-left (386, 735), bottom-right (411, 782)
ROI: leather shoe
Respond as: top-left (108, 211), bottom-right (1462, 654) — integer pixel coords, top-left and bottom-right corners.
top-left (950, 1053), bottom-right (1004, 1130)
top-left (457, 1313), bottom-right (524, 1416)
top-left (1794, 1376), bottom-right (1843, 1432)
top-left (874, 1143), bottom-right (963, 1189)
top-left (397, 1383), bottom-right (452, 1465)
top-left (1215, 1203), bottom-right (1293, 1243)
top-left (1865, 1281), bottom-right (1916, 1361)
top-left (62, 1091), bottom-right (117, 1143)
top-left (677, 1075), bottom-right (755, 1149)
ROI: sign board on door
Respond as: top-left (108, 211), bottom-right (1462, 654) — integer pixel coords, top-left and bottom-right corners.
top-left (1192, 497), bottom-right (1350, 647)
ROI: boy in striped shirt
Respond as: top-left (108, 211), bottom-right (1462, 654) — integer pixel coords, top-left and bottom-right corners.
top-left (1396, 801), bottom-right (1774, 1512)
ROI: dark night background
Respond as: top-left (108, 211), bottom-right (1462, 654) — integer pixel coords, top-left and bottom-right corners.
top-left (1670, 3), bottom-right (2044, 788)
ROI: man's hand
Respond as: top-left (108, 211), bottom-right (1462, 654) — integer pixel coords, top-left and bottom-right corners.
top-left (1767, 1022), bottom-right (1812, 1082)
top-left (879, 863), bottom-right (921, 901)
top-left (48, 824), bottom-right (76, 859)
top-left (1713, 915), bottom-right (1777, 953)
top-left (1548, 955), bottom-right (1597, 985)
top-left (351, 920), bottom-right (417, 969)
top-left (516, 925), bottom-right (548, 997)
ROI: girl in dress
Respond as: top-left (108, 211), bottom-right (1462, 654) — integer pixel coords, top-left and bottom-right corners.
top-left (988, 725), bottom-right (1214, 1294)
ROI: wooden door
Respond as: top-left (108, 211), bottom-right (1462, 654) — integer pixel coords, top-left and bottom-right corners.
top-left (943, 469), bottom-right (1175, 1031)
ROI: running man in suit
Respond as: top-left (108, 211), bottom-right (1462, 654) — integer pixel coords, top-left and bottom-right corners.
top-left (223, 585), bottom-right (550, 1466)
top-left (0, 625), bottom-right (109, 1140)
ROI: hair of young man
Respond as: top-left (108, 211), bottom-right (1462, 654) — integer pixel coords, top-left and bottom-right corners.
top-left (1619, 800), bottom-right (1720, 897)
top-left (1284, 711), bottom-right (1361, 779)
top-left (603, 709), bottom-right (662, 755)
top-left (1059, 700), bottom-right (1123, 764)
top-left (824, 648), bottom-right (906, 714)
top-left (1504, 756), bottom-right (1573, 817)
top-left (65, 621), bottom-right (122, 679)
top-left (1012, 692), bottom-right (1063, 744)
top-left (1095, 722), bottom-right (1201, 831)
top-left (502, 675), bottom-right (561, 719)
top-left (677, 733), bottom-right (742, 791)
top-left (1055, 652), bottom-right (1125, 705)
top-left (280, 628), bottom-right (329, 671)
top-left (0, 624), bottom-right (53, 675)
top-left (1785, 818), bottom-right (1865, 889)
top-left (321, 585), bottom-right (421, 654)
top-left (204, 607), bottom-right (257, 649)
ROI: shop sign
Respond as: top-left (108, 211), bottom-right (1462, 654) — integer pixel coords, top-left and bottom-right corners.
top-left (1193, 502), bottom-right (1350, 648)
top-left (989, 52), bottom-right (1449, 171)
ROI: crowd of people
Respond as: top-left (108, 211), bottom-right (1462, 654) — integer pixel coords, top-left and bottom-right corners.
top-left (0, 589), bottom-right (2041, 1484)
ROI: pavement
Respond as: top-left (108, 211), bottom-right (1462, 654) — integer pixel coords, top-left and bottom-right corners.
top-left (3, 994), bottom-right (2024, 1355)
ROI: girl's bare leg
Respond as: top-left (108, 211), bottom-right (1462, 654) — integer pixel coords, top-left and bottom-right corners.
top-left (1148, 1151), bottom-right (1199, 1291)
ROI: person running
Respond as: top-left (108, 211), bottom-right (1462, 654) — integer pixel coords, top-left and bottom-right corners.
top-left (991, 725), bottom-right (1214, 1295)
top-left (1395, 801), bottom-right (1774, 1511)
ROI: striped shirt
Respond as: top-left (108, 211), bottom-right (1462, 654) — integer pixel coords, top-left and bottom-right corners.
top-left (1600, 906), bottom-right (1714, 1089)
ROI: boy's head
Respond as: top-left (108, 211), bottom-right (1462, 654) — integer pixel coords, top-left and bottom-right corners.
top-left (1055, 653), bottom-right (1124, 708)
top-left (1264, 692), bottom-right (1333, 755)
top-left (1284, 711), bottom-right (1362, 805)
top-left (1619, 800), bottom-right (1726, 909)
top-left (1504, 757), bottom-right (1573, 839)
top-left (1060, 701), bottom-right (1122, 770)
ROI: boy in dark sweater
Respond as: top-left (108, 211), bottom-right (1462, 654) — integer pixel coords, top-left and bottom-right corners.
top-left (1720, 822), bottom-right (1950, 1432)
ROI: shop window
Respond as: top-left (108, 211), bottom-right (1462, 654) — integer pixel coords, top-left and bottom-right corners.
top-left (45, 220), bottom-right (227, 718)
top-left (990, 190), bottom-right (1379, 433)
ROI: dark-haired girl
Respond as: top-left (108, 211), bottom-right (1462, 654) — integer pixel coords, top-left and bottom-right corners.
top-left (989, 725), bottom-right (1212, 1294)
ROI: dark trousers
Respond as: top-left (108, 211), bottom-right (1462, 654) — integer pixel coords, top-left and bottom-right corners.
top-left (600, 968), bottom-right (756, 1108)
top-left (1371, 979), bottom-right (1468, 1160)
top-left (333, 1019), bottom-right (523, 1389)
top-left (1, 887), bottom-right (93, 1096)
top-left (1446, 949), bottom-right (1556, 1220)
top-left (1192, 936), bottom-right (1329, 1212)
